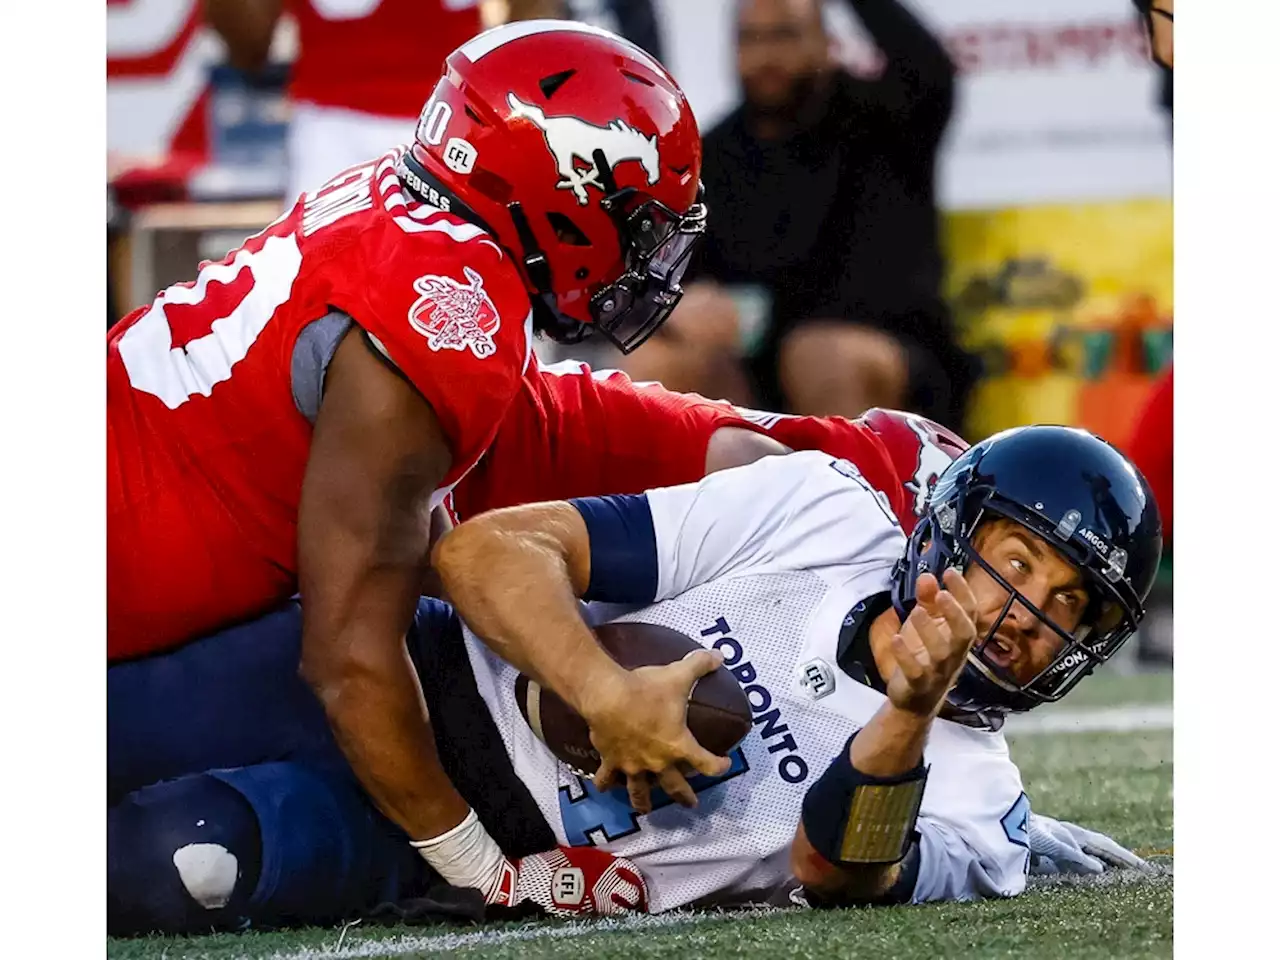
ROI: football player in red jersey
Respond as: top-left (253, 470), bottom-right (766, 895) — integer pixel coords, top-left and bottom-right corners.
top-left (205, 1), bottom-right (564, 202)
top-left (449, 358), bottom-right (970, 534)
top-left (108, 20), bottom-right (710, 908)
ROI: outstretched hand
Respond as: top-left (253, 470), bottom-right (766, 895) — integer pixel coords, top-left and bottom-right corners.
top-left (884, 569), bottom-right (979, 717)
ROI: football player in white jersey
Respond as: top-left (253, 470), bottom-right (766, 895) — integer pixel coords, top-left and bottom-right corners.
top-left (108, 425), bottom-right (1158, 930)
top-left (435, 424), bottom-right (1162, 910)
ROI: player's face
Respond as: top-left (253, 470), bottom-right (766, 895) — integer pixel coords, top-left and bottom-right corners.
top-left (965, 519), bottom-right (1090, 685)
top-left (736, 0), bottom-right (830, 115)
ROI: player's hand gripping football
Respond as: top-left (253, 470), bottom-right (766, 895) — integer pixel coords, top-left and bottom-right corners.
top-left (582, 650), bottom-right (733, 814)
top-left (885, 570), bottom-right (979, 717)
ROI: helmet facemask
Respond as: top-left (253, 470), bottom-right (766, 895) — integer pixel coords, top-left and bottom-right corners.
top-left (896, 482), bottom-right (1145, 716)
top-left (509, 149), bottom-right (706, 354)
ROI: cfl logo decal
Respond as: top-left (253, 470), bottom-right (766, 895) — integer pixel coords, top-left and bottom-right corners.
top-left (799, 658), bottom-right (836, 701)
top-left (552, 867), bottom-right (586, 907)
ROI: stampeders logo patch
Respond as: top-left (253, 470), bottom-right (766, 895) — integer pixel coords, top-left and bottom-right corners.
top-left (408, 266), bottom-right (501, 358)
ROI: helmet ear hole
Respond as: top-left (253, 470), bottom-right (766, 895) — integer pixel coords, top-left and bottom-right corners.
top-left (470, 168), bottom-right (513, 205)
top-left (547, 212), bottom-right (592, 247)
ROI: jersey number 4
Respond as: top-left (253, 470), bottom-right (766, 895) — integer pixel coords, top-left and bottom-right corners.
top-left (1001, 792), bottom-right (1032, 876)
top-left (117, 223), bottom-right (301, 410)
top-left (558, 748), bottom-right (749, 847)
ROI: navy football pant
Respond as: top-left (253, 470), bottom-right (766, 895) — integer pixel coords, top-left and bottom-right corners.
top-left (107, 598), bottom-right (552, 934)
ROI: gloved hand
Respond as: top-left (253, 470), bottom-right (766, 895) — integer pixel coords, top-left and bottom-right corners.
top-left (1028, 812), bottom-right (1150, 876)
top-left (496, 846), bottom-right (650, 917)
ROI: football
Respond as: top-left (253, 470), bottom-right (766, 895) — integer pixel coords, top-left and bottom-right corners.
top-left (514, 621), bottom-right (753, 775)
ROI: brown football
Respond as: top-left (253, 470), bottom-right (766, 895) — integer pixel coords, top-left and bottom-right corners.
top-left (514, 621), bottom-right (753, 775)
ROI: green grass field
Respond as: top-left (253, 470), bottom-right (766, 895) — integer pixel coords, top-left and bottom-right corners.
top-left (109, 667), bottom-right (1173, 960)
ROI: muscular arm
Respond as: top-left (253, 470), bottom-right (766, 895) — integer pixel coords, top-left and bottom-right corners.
top-left (704, 426), bottom-right (792, 474)
top-left (790, 702), bottom-right (931, 904)
top-left (432, 502), bottom-right (630, 720)
top-left (203, 0), bottom-right (283, 74)
top-left (298, 328), bottom-right (468, 840)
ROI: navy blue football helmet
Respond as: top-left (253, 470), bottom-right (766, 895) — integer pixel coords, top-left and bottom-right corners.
top-left (891, 425), bottom-right (1163, 715)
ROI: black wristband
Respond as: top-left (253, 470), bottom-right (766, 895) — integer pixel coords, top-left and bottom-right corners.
top-left (800, 733), bottom-right (928, 867)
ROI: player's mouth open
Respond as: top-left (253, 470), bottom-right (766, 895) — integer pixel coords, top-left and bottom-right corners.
top-left (984, 635), bottom-right (1019, 671)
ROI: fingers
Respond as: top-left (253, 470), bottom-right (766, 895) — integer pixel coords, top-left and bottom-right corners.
top-left (933, 588), bottom-right (978, 655)
top-left (656, 766), bottom-right (698, 809)
top-left (1082, 837), bottom-right (1150, 871)
top-left (906, 604), bottom-right (952, 663)
top-left (890, 628), bottom-right (930, 681)
top-left (915, 572), bottom-right (940, 610)
top-left (941, 567), bottom-right (978, 620)
top-left (678, 734), bottom-right (732, 779)
top-left (626, 773), bottom-right (654, 815)
top-left (593, 759), bottom-right (620, 794)
top-left (678, 648), bottom-right (725, 688)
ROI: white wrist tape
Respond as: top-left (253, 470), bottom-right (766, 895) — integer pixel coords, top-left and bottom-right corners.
top-left (410, 809), bottom-right (507, 893)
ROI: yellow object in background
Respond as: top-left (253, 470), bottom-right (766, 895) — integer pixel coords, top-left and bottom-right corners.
top-left (945, 199), bottom-right (1173, 446)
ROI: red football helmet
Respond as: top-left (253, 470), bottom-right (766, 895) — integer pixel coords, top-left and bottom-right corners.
top-left (400, 20), bottom-right (706, 353)
top-left (860, 409), bottom-right (971, 524)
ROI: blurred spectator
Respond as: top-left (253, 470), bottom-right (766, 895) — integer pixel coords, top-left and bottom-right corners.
top-left (1134, 0), bottom-right (1173, 69)
top-left (1131, 1), bottom-right (1172, 131)
top-left (625, 0), bottom-right (975, 431)
top-left (108, 184), bottom-right (128, 329)
top-left (565, 0), bottom-right (665, 63)
top-left (203, 1), bottom-right (566, 205)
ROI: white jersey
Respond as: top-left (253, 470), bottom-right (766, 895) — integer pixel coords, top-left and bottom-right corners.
top-left (463, 451), bottom-right (1030, 913)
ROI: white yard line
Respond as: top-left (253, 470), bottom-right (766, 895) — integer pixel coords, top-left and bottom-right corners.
top-left (1004, 703), bottom-right (1173, 735)
top-left (258, 911), bottom-right (727, 960)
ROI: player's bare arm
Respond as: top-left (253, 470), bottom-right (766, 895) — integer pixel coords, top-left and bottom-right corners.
top-left (202, 0), bottom-right (282, 74)
top-left (433, 501), bottom-right (731, 814)
top-left (704, 426), bottom-right (792, 473)
top-left (791, 569), bottom-right (979, 904)
top-left (297, 328), bottom-right (470, 843)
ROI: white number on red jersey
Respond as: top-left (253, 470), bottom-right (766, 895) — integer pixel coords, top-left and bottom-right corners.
top-left (120, 164), bottom-right (380, 410)
top-left (118, 232), bottom-right (303, 410)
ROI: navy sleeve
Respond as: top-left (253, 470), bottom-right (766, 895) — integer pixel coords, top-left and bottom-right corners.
top-left (569, 494), bottom-right (659, 604)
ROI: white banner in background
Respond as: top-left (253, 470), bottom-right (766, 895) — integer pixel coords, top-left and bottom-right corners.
top-left (655, 0), bottom-right (1172, 209)
top-left (107, 0), bottom-right (1171, 208)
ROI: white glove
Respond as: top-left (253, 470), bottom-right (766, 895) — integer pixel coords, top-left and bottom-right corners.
top-left (1028, 812), bottom-right (1150, 876)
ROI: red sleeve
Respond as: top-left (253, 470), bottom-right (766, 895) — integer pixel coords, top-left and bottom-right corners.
top-left (759, 415), bottom-right (910, 529)
top-left (453, 363), bottom-right (730, 519)
top-left (453, 365), bottom-right (908, 529)
top-left (331, 221), bottom-right (533, 486)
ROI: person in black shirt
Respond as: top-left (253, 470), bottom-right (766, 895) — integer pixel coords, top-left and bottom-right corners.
top-left (623, 0), bottom-right (976, 431)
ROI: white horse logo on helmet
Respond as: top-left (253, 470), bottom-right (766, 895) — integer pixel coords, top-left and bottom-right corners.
top-left (905, 416), bottom-right (955, 518)
top-left (507, 93), bottom-right (661, 206)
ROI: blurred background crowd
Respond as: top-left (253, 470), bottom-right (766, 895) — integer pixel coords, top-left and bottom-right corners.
top-left (106, 0), bottom-right (1173, 663)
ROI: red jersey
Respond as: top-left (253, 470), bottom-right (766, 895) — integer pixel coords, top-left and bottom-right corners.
top-left (287, 0), bottom-right (483, 119)
top-left (109, 148), bottom-right (533, 661)
top-left (450, 360), bottom-right (964, 532)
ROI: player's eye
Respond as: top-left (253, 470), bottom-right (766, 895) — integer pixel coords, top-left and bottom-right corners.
top-left (1054, 591), bottom-right (1079, 609)
top-left (1008, 557), bottom-right (1029, 576)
